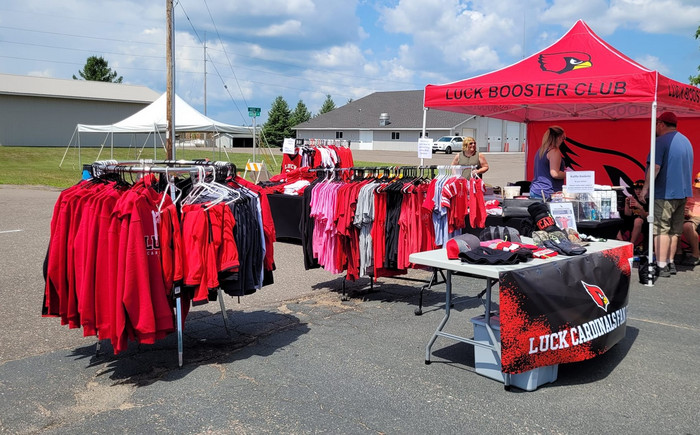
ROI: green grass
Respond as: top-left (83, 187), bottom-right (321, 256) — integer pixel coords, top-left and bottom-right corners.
top-left (0, 146), bottom-right (387, 189)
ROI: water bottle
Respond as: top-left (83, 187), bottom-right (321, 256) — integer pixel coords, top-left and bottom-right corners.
top-left (601, 198), bottom-right (611, 219)
top-left (590, 205), bottom-right (597, 221)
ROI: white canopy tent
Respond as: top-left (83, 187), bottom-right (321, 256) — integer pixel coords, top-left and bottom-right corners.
top-left (62, 93), bottom-right (254, 166)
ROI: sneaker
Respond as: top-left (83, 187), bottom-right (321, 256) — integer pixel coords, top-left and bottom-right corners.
top-left (669, 263), bottom-right (677, 275)
top-left (681, 256), bottom-right (700, 266)
top-left (658, 265), bottom-right (671, 278)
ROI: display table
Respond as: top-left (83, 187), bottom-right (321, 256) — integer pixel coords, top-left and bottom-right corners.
top-left (267, 193), bottom-right (304, 240)
top-left (409, 239), bottom-right (633, 389)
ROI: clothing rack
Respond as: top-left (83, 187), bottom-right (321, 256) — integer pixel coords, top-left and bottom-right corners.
top-left (88, 160), bottom-right (238, 367)
top-left (295, 138), bottom-right (351, 147)
top-left (305, 164), bottom-right (483, 304)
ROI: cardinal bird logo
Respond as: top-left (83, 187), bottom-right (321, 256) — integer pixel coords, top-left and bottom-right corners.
top-left (539, 51), bottom-right (592, 74)
top-left (581, 281), bottom-right (610, 312)
top-left (560, 136), bottom-right (646, 188)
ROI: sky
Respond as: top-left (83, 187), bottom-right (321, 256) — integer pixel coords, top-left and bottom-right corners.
top-left (1, 0), bottom-right (700, 125)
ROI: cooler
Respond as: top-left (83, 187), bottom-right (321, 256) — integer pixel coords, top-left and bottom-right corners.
top-left (471, 314), bottom-right (558, 391)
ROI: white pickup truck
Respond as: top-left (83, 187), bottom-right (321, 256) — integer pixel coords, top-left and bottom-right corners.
top-left (432, 136), bottom-right (463, 154)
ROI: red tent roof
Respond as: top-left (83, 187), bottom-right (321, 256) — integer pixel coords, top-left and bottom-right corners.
top-left (424, 20), bottom-right (700, 122)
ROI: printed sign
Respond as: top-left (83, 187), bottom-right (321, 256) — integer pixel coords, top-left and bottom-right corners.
top-left (566, 170), bottom-right (595, 193)
top-left (549, 202), bottom-right (577, 231)
top-left (282, 138), bottom-right (295, 154)
top-left (418, 138), bottom-right (433, 159)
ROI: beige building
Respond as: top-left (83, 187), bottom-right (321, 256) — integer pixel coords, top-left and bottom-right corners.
top-left (0, 73), bottom-right (159, 147)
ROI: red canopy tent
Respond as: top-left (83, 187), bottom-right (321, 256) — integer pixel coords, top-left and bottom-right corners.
top-left (424, 19), bottom-right (700, 122)
top-left (423, 19), bottom-right (700, 282)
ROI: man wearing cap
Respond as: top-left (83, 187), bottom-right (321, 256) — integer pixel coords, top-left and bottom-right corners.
top-left (640, 111), bottom-right (694, 277)
top-left (680, 172), bottom-right (700, 266)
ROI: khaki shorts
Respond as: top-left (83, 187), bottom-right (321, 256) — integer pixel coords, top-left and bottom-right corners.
top-left (686, 215), bottom-right (700, 230)
top-left (653, 198), bottom-right (686, 235)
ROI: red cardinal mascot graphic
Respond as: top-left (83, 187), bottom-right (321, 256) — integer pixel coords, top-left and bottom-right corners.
top-left (581, 281), bottom-right (610, 312)
top-left (559, 136), bottom-right (647, 196)
top-left (538, 51), bottom-right (592, 74)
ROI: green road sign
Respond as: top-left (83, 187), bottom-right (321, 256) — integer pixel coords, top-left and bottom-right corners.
top-left (248, 107), bottom-right (261, 117)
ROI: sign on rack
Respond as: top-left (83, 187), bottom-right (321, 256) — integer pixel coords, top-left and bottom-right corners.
top-left (418, 137), bottom-right (433, 159)
top-left (282, 138), bottom-right (295, 154)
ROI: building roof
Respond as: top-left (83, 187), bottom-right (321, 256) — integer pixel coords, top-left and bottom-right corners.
top-left (294, 90), bottom-right (473, 130)
top-left (0, 73), bottom-right (160, 103)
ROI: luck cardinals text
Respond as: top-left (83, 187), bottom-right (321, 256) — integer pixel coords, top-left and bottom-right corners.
top-left (528, 306), bottom-right (627, 355)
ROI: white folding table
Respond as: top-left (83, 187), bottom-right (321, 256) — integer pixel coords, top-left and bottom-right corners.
top-left (408, 239), bottom-right (632, 388)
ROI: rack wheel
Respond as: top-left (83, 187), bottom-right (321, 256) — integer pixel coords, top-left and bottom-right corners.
top-left (425, 360), bottom-right (431, 365)
top-left (414, 308), bottom-right (423, 316)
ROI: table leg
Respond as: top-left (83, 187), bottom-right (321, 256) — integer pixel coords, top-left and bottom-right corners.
top-left (425, 270), bottom-right (452, 364)
top-left (482, 278), bottom-right (507, 387)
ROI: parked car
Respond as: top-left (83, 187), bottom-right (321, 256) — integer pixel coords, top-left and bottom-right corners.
top-left (432, 136), bottom-right (462, 154)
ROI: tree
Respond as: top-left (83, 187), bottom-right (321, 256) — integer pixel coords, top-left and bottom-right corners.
top-left (289, 100), bottom-right (312, 138)
top-left (73, 55), bottom-right (123, 83)
top-left (262, 96), bottom-right (292, 146)
top-left (690, 25), bottom-right (700, 86)
top-left (318, 94), bottom-right (336, 115)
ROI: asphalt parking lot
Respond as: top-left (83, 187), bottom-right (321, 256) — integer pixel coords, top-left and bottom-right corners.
top-left (0, 184), bottom-right (698, 434)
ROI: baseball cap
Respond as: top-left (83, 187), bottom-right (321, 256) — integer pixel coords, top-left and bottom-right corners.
top-left (694, 171), bottom-right (700, 188)
top-left (445, 233), bottom-right (480, 259)
top-left (633, 179), bottom-right (644, 189)
top-left (657, 111), bottom-right (677, 126)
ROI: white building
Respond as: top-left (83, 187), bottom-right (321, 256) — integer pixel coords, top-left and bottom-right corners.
top-left (293, 90), bottom-right (526, 153)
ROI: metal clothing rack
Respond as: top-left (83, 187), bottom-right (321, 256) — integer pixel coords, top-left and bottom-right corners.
top-left (309, 164), bottom-right (482, 304)
top-left (90, 159), bottom-right (238, 367)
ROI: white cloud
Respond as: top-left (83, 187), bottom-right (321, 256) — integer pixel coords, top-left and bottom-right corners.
top-left (0, 0), bottom-right (698, 123)
top-left (311, 44), bottom-right (366, 68)
top-left (256, 20), bottom-right (304, 37)
top-left (634, 54), bottom-right (671, 75)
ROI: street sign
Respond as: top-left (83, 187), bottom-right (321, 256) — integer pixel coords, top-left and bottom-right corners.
top-left (248, 107), bottom-right (261, 117)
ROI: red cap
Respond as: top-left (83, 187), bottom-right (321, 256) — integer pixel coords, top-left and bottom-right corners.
top-left (445, 234), bottom-right (480, 259)
top-left (657, 111), bottom-right (677, 126)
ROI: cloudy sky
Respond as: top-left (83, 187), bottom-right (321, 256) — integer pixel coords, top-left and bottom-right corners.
top-left (1, 0), bottom-right (699, 125)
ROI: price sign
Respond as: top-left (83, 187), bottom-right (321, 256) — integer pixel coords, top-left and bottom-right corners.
top-left (417, 138), bottom-right (433, 159)
top-left (282, 138), bottom-right (295, 154)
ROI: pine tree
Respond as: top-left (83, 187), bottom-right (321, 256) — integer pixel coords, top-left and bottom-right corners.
top-left (289, 100), bottom-right (312, 138)
top-left (73, 56), bottom-right (123, 83)
top-left (262, 96), bottom-right (292, 146)
top-left (690, 25), bottom-right (700, 86)
top-left (318, 94), bottom-right (336, 115)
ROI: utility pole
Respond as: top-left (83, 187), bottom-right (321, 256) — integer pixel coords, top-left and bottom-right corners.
top-left (166, 0), bottom-right (175, 159)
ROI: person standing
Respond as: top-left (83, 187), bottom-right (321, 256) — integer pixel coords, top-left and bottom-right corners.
top-left (451, 136), bottom-right (489, 178)
top-left (640, 112), bottom-right (694, 277)
top-left (529, 126), bottom-right (567, 200)
top-left (680, 172), bottom-right (700, 266)
top-left (616, 179), bottom-right (649, 252)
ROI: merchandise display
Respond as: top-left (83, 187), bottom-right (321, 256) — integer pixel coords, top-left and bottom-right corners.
top-left (42, 160), bottom-right (276, 364)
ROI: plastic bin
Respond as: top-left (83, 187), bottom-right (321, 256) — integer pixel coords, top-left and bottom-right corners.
top-left (471, 314), bottom-right (558, 391)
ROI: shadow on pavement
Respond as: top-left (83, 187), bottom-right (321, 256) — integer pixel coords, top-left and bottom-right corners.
top-left (67, 308), bottom-right (310, 387)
